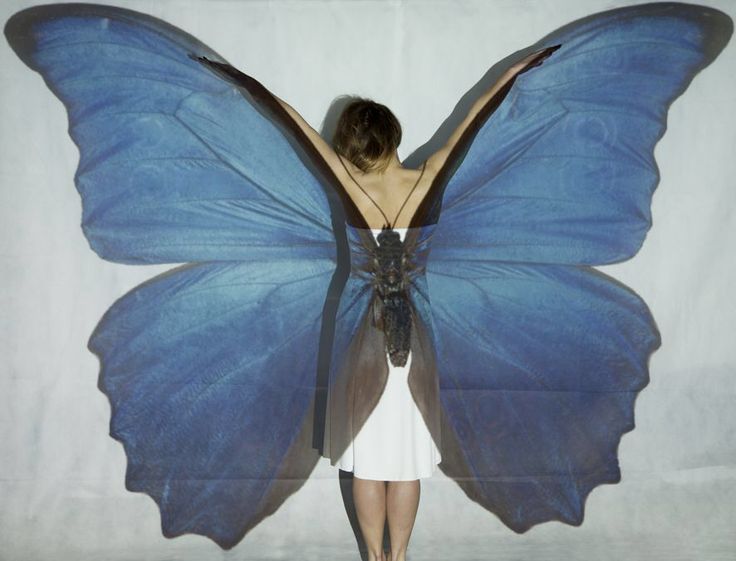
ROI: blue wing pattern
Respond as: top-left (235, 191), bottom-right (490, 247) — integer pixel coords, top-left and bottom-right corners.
top-left (91, 260), bottom-right (334, 549)
top-left (415, 3), bottom-right (731, 531)
top-left (425, 261), bottom-right (660, 530)
top-left (418, 2), bottom-right (732, 266)
top-left (5, 4), bottom-right (349, 549)
top-left (5, 3), bottom-right (336, 265)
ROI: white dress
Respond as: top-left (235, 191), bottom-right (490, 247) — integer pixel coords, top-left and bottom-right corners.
top-left (335, 227), bottom-right (442, 480)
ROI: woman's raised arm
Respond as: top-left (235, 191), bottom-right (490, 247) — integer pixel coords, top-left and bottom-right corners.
top-left (275, 96), bottom-right (355, 176)
top-left (194, 56), bottom-right (355, 177)
top-left (425, 46), bottom-right (560, 174)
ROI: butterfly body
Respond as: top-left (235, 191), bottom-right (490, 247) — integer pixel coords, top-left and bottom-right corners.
top-left (370, 226), bottom-right (414, 366)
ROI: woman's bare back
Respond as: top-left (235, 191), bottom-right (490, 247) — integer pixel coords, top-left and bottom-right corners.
top-left (272, 47), bottom-right (556, 230)
top-left (334, 157), bottom-right (439, 229)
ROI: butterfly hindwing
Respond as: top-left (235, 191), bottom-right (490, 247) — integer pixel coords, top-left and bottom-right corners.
top-left (425, 260), bottom-right (661, 529)
top-left (89, 260), bottom-right (334, 549)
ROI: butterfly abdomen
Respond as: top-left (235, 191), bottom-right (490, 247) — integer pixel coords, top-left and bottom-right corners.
top-left (372, 228), bottom-right (413, 367)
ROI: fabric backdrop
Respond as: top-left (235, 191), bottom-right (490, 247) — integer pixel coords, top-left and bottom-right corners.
top-left (0, 1), bottom-right (734, 560)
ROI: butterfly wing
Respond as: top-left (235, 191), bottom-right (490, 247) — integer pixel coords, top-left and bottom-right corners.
top-left (419, 261), bottom-right (661, 530)
top-left (418, 3), bottom-right (732, 530)
top-left (91, 260), bottom-right (334, 549)
top-left (421, 2), bottom-right (732, 266)
top-left (5, 3), bottom-right (338, 265)
top-left (5, 4), bottom-right (348, 548)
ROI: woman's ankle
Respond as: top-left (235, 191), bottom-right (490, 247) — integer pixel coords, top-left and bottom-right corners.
top-left (389, 549), bottom-right (406, 561)
top-left (367, 548), bottom-right (386, 561)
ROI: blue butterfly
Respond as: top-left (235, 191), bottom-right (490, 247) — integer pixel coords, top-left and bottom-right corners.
top-left (4, 1), bottom-right (732, 550)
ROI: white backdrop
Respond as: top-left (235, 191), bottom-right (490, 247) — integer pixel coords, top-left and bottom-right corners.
top-left (1, 1), bottom-right (734, 560)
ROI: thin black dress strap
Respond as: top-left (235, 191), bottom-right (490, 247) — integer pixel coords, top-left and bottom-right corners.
top-left (392, 161), bottom-right (426, 229)
top-left (337, 155), bottom-right (427, 229)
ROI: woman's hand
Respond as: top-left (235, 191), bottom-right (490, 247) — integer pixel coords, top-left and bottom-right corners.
top-left (508, 44), bottom-right (561, 76)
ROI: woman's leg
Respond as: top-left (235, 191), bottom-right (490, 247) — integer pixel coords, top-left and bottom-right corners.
top-left (353, 476), bottom-right (388, 561)
top-left (385, 480), bottom-right (420, 561)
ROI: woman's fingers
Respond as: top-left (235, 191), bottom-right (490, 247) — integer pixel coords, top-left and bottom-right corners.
top-left (514, 44), bottom-right (562, 75)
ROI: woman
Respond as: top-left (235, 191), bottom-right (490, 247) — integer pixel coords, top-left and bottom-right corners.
top-left (272, 49), bottom-right (550, 561)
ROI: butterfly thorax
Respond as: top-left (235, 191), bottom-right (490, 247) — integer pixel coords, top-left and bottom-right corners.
top-left (373, 227), bottom-right (407, 290)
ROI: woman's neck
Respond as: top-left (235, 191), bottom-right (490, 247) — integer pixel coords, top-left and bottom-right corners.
top-left (364, 152), bottom-right (402, 176)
